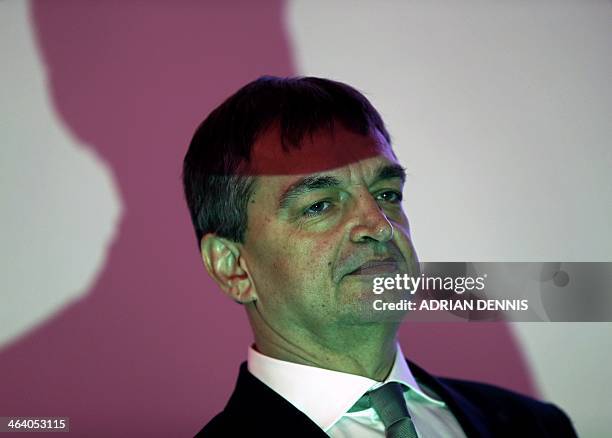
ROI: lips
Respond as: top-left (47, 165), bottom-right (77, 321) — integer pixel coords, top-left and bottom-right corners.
top-left (347, 258), bottom-right (399, 276)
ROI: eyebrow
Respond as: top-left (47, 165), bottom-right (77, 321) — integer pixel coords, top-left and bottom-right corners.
top-left (277, 163), bottom-right (406, 211)
top-left (373, 163), bottom-right (406, 185)
top-left (278, 175), bottom-right (342, 210)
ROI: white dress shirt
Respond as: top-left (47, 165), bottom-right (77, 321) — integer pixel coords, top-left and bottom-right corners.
top-left (247, 343), bottom-right (467, 437)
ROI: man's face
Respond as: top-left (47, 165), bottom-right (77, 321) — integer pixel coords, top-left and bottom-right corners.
top-left (240, 124), bottom-right (419, 335)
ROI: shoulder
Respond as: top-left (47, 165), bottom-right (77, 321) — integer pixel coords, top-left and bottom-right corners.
top-left (439, 377), bottom-right (577, 437)
top-left (195, 411), bottom-right (239, 437)
top-left (194, 362), bottom-right (326, 437)
top-left (195, 409), bottom-right (321, 438)
top-left (406, 358), bottom-right (577, 436)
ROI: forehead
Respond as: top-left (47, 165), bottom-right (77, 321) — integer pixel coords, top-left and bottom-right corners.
top-left (247, 123), bottom-right (396, 176)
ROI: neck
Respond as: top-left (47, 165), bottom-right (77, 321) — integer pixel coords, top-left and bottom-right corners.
top-left (246, 303), bottom-right (400, 381)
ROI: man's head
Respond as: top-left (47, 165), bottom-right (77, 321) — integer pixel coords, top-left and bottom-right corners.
top-left (182, 76), bottom-right (418, 345)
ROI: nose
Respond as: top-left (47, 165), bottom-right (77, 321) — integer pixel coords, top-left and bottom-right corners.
top-left (348, 192), bottom-right (394, 244)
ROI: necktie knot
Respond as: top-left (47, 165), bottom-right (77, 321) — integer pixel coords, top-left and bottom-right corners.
top-left (368, 382), bottom-right (410, 428)
top-left (366, 382), bottom-right (419, 438)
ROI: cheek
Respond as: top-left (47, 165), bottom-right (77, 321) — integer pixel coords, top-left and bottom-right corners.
top-left (246, 206), bottom-right (337, 291)
top-left (311, 239), bottom-right (335, 267)
top-left (299, 239), bottom-right (338, 285)
top-left (248, 230), bottom-right (302, 285)
top-left (393, 228), bottom-right (419, 269)
top-left (256, 235), bottom-right (334, 289)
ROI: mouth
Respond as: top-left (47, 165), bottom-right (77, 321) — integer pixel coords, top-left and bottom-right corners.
top-left (346, 257), bottom-right (400, 276)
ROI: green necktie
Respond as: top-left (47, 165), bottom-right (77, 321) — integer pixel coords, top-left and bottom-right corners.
top-left (353, 382), bottom-right (419, 438)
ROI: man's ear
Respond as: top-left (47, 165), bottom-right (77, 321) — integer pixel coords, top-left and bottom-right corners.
top-left (200, 234), bottom-right (257, 304)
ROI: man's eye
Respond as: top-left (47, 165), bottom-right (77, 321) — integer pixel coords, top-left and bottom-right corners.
top-left (303, 201), bottom-right (332, 216)
top-left (377, 191), bottom-right (403, 203)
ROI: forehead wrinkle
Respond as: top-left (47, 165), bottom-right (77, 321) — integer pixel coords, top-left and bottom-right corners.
top-left (346, 156), bottom-right (405, 188)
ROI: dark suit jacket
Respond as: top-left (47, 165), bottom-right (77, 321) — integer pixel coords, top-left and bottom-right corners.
top-left (196, 360), bottom-right (578, 437)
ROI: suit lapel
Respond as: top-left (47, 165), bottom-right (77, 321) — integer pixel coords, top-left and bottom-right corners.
top-left (224, 362), bottom-right (328, 437)
top-left (407, 359), bottom-right (495, 438)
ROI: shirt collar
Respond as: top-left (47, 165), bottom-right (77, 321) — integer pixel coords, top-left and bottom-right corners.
top-left (247, 342), bottom-right (445, 431)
